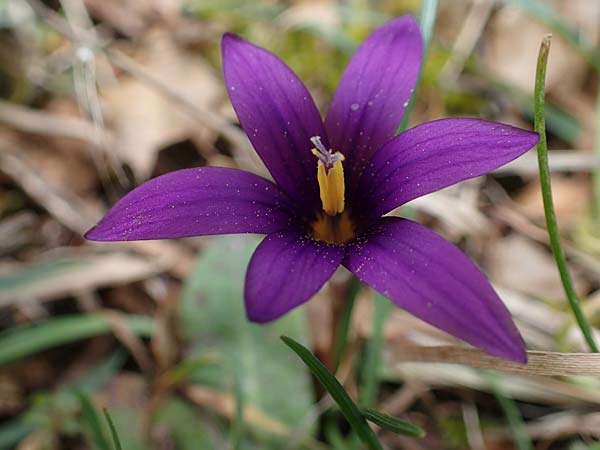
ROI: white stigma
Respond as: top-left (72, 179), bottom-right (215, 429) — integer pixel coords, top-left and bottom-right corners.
top-left (310, 136), bottom-right (344, 170)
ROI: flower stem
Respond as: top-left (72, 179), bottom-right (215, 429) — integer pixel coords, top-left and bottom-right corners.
top-left (485, 372), bottom-right (533, 450)
top-left (593, 79), bottom-right (600, 224)
top-left (332, 276), bottom-right (361, 372)
top-left (359, 294), bottom-right (391, 408)
top-left (534, 34), bottom-right (599, 353)
top-left (396, 0), bottom-right (439, 134)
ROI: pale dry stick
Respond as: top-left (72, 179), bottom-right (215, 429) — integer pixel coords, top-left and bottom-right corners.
top-left (105, 49), bottom-right (255, 162)
top-left (0, 146), bottom-right (95, 234)
top-left (462, 402), bottom-right (487, 450)
top-left (496, 150), bottom-right (600, 174)
top-left (0, 142), bottom-right (194, 279)
top-left (25, 0), bottom-right (256, 168)
top-left (24, 0), bottom-right (126, 185)
top-left (491, 204), bottom-right (600, 279)
top-left (284, 395), bottom-right (334, 450)
top-left (102, 310), bottom-right (154, 376)
top-left (493, 411), bottom-right (600, 440)
top-left (393, 363), bottom-right (600, 405)
top-left (394, 345), bottom-right (600, 376)
top-left (0, 99), bottom-right (111, 146)
top-left (184, 385), bottom-right (328, 450)
top-left (59, 0), bottom-right (129, 186)
top-left (379, 382), bottom-right (426, 417)
top-left (439, 0), bottom-right (496, 85)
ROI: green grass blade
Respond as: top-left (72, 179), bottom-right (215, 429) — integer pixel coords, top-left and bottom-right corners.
top-left (359, 294), bottom-right (391, 408)
top-left (593, 79), bottom-right (600, 223)
top-left (361, 408), bottom-right (425, 438)
top-left (0, 314), bottom-right (155, 366)
top-left (396, 0), bottom-right (439, 133)
top-left (231, 356), bottom-right (246, 450)
top-left (76, 391), bottom-right (111, 450)
top-left (281, 336), bottom-right (383, 450)
top-left (102, 409), bottom-right (123, 450)
top-left (332, 276), bottom-right (361, 372)
top-left (485, 372), bottom-right (532, 450)
top-left (534, 34), bottom-right (599, 353)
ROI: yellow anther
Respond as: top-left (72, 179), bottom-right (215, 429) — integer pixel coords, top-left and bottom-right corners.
top-left (315, 157), bottom-right (345, 216)
top-left (310, 136), bottom-right (346, 217)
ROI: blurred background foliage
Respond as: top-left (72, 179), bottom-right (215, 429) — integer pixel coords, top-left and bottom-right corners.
top-left (1, 0), bottom-right (600, 449)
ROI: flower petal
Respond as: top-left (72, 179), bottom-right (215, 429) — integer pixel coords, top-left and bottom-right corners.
top-left (354, 118), bottom-right (539, 223)
top-left (222, 33), bottom-right (326, 214)
top-left (344, 217), bottom-right (526, 362)
top-left (324, 16), bottom-right (423, 186)
top-left (245, 230), bottom-right (344, 322)
top-left (85, 167), bottom-right (294, 241)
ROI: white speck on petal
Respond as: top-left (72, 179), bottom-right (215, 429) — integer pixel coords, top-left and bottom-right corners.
top-left (350, 103), bottom-right (359, 111)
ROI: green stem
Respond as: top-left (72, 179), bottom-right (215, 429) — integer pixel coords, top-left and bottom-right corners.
top-left (593, 79), bottom-right (600, 224)
top-left (359, 294), bottom-right (392, 408)
top-left (485, 372), bottom-right (533, 450)
top-left (534, 34), bottom-right (599, 353)
top-left (333, 276), bottom-right (361, 373)
top-left (396, 0), bottom-right (439, 134)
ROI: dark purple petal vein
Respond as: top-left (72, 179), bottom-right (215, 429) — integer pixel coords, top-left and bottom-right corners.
top-left (85, 167), bottom-right (294, 241)
top-left (222, 33), bottom-right (327, 215)
top-left (344, 217), bottom-right (527, 362)
top-left (354, 118), bottom-right (539, 223)
top-left (324, 15), bottom-right (423, 188)
top-left (245, 229), bottom-right (344, 323)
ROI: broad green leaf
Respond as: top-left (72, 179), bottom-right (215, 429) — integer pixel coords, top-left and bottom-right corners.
top-left (179, 235), bottom-right (313, 443)
top-left (152, 398), bottom-right (214, 450)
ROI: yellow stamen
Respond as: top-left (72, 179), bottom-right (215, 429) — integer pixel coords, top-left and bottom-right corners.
top-left (313, 153), bottom-right (345, 215)
top-left (310, 137), bottom-right (346, 216)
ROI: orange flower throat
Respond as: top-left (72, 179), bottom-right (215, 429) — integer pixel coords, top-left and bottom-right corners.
top-left (309, 136), bottom-right (355, 244)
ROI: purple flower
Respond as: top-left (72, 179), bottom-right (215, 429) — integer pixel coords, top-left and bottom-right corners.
top-left (86, 16), bottom-right (538, 362)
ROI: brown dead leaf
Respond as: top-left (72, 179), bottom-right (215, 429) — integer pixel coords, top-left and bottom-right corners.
top-left (102, 32), bottom-right (222, 178)
top-left (485, 5), bottom-right (587, 94)
top-left (0, 251), bottom-right (172, 306)
top-left (488, 234), bottom-right (588, 299)
top-left (84, 0), bottom-right (184, 38)
top-left (514, 174), bottom-right (590, 231)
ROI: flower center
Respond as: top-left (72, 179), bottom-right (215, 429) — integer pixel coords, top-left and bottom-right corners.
top-left (311, 210), bottom-right (355, 245)
top-left (309, 136), bottom-right (355, 245)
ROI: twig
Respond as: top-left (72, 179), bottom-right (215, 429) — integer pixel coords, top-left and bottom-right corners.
top-left (391, 345), bottom-right (600, 376)
top-left (25, 0), bottom-right (256, 166)
top-left (0, 144), bottom-right (96, 234)
top-left (496, 150), bottom-right (600, 174)
top-left (0, 99), bottom-right (110, 145)
top-left (105, 48), bottom-right (253, 158)
top-left (440, 0), bottom-right (495, 85)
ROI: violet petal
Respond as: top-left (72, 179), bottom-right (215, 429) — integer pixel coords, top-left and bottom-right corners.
top-left (85, 167), bottom-right (294, 241)
top-left (355, 118), bottom-right (539, 223)
top-left (222, 33), bottom-right (327, 214)
top-left (324, 16), bottom-right (422, 187)
top-left (344, 217), bottom-right (527, 362)
top-left (245, 230), bottom-right (344, 322)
